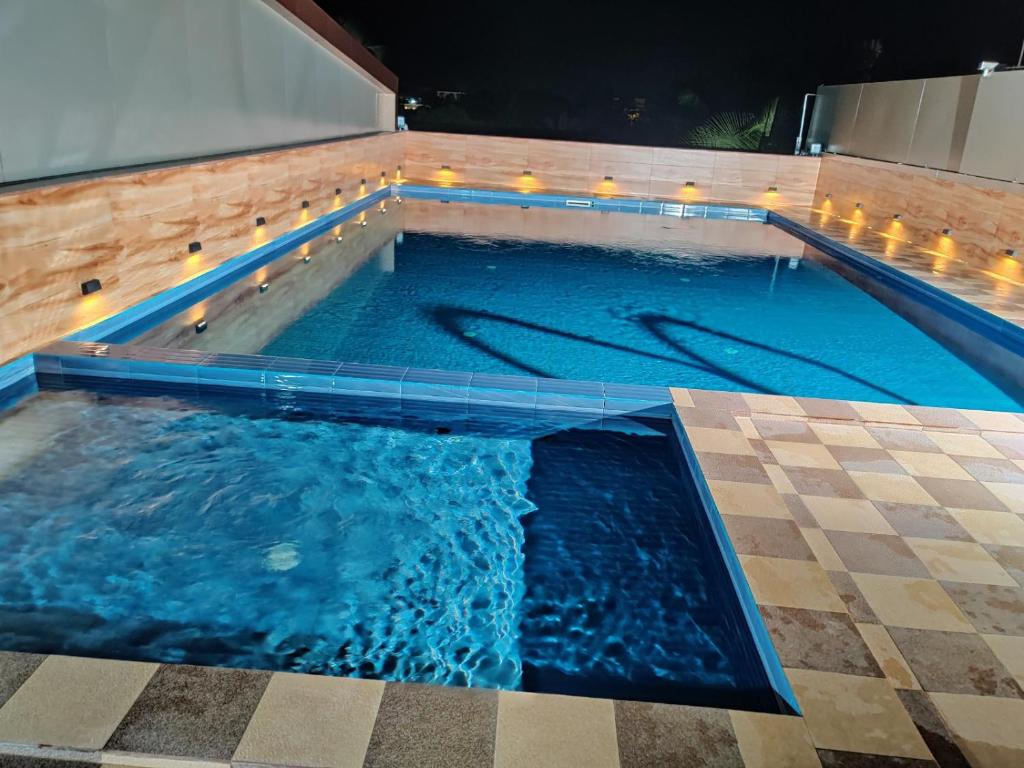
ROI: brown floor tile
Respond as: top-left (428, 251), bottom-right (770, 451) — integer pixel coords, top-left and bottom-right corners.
top-left (904, 406), bottom-right (974, 430)
top-left (796, 398), bottom-right (861, 421)
top-left (752, 417), bottom-right (819, 443)
top-left (983, 544), bottom-right (1024, 587)
top-left (829, 571), bottom-right (880, 623)
top-left (676, 406), bottom-right (742, 431)
top-left (887, 627), bottom-right (1023, 698)
top-left (767, 464), bottom-right (799, 494)
top-left (828, 446), bottom-right (906, 474)
top-left (722, 516), bottom-right (816, 560)
top-left (105, 664), bottom-right (270, 760)
top-left (803, 528), bottom-right (847, 571)
top-left (363, 683), bottom-right (497, 768)
top-left (872, 502), bottom-right (972, 542)
top-left (953, 456), bottom-right (1024, 484)
top-left (982, 635), bottom-right (1024, 688)
top-left (749, 438), bottom-right (777, 464)
top-left (939, 582), bottom-right (1024, 635)
top-left (0, 651), bottom-right (44, 708)
top-left (689, 389), bottom-right (749, 413)
top-left (814, 749), bottom-right (937, 766)
top-left (866, 428), bottom-right (941, 454)
top-left (895, 689), bottom-right (970, 768)
top-left (824, 532), bottom-right (930, 578)
top-left (784, 467), bottom-right (866, 499)
top-left (758, 605), bottom-right (882, 677)
top-left (857, 624), bottom-right (919, 690)
top-left (697, 452), bottom-right (771, 484)
top-left (614, 700), bottom-right (743, 768)
top-left (784, 494), bottom-right (820, 527)
top-left (913, 478), bottom-right (1009, 512)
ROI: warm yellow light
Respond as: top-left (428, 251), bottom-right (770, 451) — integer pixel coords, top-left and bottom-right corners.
top-left (295, 208), bottom-right (310, 229)
top-left (597, 177), bottom-right (618, 197)
top-left (300, 242), bottom-right (310, 258)
top-left (251, 225), bottom-right (268, 249)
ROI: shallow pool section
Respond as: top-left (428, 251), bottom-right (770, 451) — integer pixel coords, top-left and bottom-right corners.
top-left (128, 202), bottom-right (1022, 410)
top-left (0, 388), bottom-right (780, 711)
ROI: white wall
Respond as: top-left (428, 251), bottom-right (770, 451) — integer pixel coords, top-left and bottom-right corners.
top-left (0, 0), bottom-right (394, 183)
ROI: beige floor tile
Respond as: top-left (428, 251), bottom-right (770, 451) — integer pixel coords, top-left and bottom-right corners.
top-left (494, 691), bottom-right (619, 768)
top-left (802, 496), bottom-right (898, 535)
top-left (233, 672), bottom-right (384, 768)
top-left (964, 409), bottom-right (1024, 432)
top-left (801, 528), bottom-right (846, 571)
top-left (926, 432), bottom-right (1004, 458)
top-left (808, 422), bottom-right (881, 449)
top-left (786, 668), bottom-right (931, 759)
top-left (743, 394), bottom-right (806, 417)
top-left (767, 441), bottom-right (841, 469)
top-left (671, 388), bottom-right (695, 408)
top-left (951, 509), bottom-right (1024, 546)
top-left (851, 573), bottom-right (974, 632)
top-left (729, 711), bottom-right (820, 768)
top-left (930, 692), bottom-right (1024, 767)
top-left (982, 634), bottom-right (1024, 687)
top-left (101, 756), bottom-right (221, 768)
top-left (765, 464), bottom-right (798, 495)
top-left (848, 472), bottom-right (938, 505)
top-left (708, 480), bottom-right (791, 519)
top-left (856, 623), bottom-right (920, 689)
top-left (0, 656), bottom-right (157, 750)
top-left (890, 451), bottom-right (973, 480)
top-left (686, 426), bottom-right (754, 456)
top-left (738, 555), bottom-right (845, 612)
top-left (984, 481), bottom-right (1024, 513)
top-left (905, 538), bottom-right (1017, 586)
top-left (735, 415), bottom-right (760, 440)
top-left (852, 402), bottom-right (919, 426)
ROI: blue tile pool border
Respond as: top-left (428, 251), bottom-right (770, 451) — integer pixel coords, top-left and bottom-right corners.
top-left (769, 211), bottom-right (1024, 360)
top-left (34, 341), bottom-right (673, 420)
top-left (670, 413), bottom-right (801, 716)
top-left (397, 184), bottom-right (769, 221)
top-left (0, 355), bottom-right (37, 411)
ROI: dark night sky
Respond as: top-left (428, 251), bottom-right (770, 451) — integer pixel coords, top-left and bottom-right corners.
top-left (317, 0), bottom-right (1024, 147)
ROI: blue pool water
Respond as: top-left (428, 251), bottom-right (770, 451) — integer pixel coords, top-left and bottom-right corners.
top-left (0, 389), bottom-right (775, 710)
top-left (260, 232), bottom-right (1021, 410)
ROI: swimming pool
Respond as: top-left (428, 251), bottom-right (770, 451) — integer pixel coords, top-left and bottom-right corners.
top-left (127, 200), bottom-right (1022, 411)
top-left (0, 386), bottom-right (781, 712)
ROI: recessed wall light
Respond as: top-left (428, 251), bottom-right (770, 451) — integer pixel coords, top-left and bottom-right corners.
top-left (301, 200), bottom-right (309, 209)
top-left (522, 170), bottom-right (533, 177)
top-left (195, 319), bottom-right (207, 334)
top-left (397, 164), bottom-right (403, 171)
top-left (80, 278), bottom-right (102, 296)
top-left (767, 185), bottom-right (778, 192)
top-left (256, 216), bottom-right (267, 227)
top-left (335, 187), bottom-right (342, 195)
top-left (188, 241), bottom-right (202, 254)
top-left (259, 282), bottom-right (270, 294)
top-left (604, 175), bottom-right (614, 181)
top-left (360, 178), bottom-right (367, 185)
top-left (855, 202), bottom-right (864, 209)
top-left (684, 181), bottom-right (696, 187)
top-left (441, 164), bottom-right (451, 170)
top-left (824, 193), bottom-right (833, 199)
top-left (381, 171), bottom-right (387, 177)
top-left (942, 228), bottom-right (954, 236)
top-left (892, 213), bottom-right (902, 221)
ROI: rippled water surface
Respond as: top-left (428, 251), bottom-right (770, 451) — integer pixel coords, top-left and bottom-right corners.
top-left (0, 390), bottom-right (772, 708)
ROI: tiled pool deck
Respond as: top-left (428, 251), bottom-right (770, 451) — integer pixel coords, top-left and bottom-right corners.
top-left (0, 388), bottom-right (1022, 767)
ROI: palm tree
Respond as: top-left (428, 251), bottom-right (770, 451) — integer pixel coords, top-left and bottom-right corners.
top-left (686, 98), bottom-right (779, 151)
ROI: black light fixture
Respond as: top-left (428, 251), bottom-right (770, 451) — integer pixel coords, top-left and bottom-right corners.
top-left (381, 171), bottom-right (387, 177)
top-left (195, 319), bottom-right (208, 334)
top-left (301, 200), bottom-right (309, 209)
top-left (188, 241), bottom-right (202, 254)
top-left (522, 170), bottom-right (533, 177)
top-left (942, 227), bottom-right (954, 236)
top-left (360, 178), bottom-right (367, 185)
top-left (335, 187), bottom-right (342, 195)
top-left (397, 164), bottom-right (403, 171)
top-left (892, 213), bottom-right (902, 221)
top-left (81, 278), bottom-right (102, 296)
top-left (684, 181), bottom-right (696, 188)
top-left (259, 282), bottom-right (270, 294)
top-left (855, 202), bottom-right (864, 209)
top-left (1007, 248), bottom-right (1020, 258)
top-left (824, 192), bottom-right (833, 199)
top-left (604, 175), bottom-right (614, 181)
top-left (256, 216), bottom-right (266, 227)
top-left (766, 184), bottom-right (778, 192)
top-left (303, 255), bottom-right (312, 263)
top-left (440, 164), bottom-right (451, 170)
